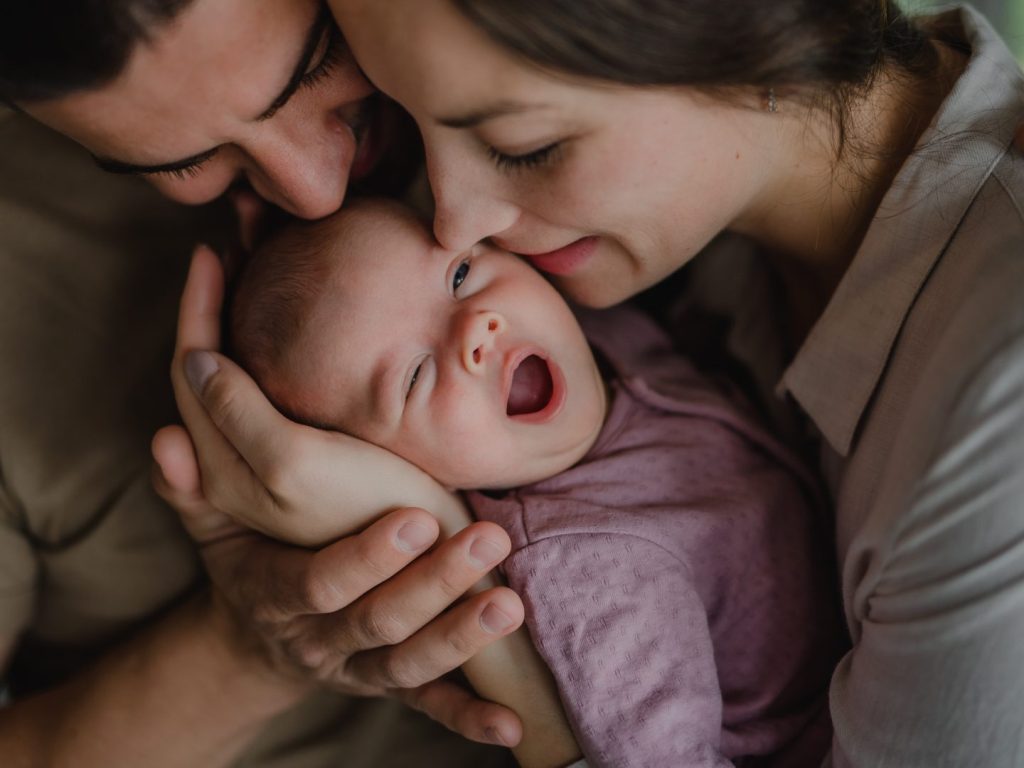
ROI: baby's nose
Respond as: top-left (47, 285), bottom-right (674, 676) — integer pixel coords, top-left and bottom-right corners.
top-left (460, 310), bottom-right (507, 373)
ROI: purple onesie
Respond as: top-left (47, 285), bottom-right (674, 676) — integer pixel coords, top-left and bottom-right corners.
top-left (468, 306), bottom-right (844, 768)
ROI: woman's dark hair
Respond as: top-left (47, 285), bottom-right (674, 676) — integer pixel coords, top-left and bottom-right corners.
top-left (1, 0), bottom-right (195, 104)
top-left (454, 0), bottom-right (940, 147)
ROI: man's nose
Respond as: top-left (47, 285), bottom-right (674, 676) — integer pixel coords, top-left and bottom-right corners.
top-left (459, 310), bottom-right (507, 374)
top-left (243, 112), bottom-right (352, 219)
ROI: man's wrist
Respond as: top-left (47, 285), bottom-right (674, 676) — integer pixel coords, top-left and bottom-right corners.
top-left (201, 590), bottom-right (315, 705)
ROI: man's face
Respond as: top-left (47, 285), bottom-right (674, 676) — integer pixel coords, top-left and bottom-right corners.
top-left (278, 200), bottom-right (607, 490)
top-left (23, 0), bottom-right (388, 219)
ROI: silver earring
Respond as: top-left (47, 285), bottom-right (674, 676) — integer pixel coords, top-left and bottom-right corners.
top-left (766, 88), bottom-right (778, 114)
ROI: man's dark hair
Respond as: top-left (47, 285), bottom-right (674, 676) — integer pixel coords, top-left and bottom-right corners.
top-left (1, 0), bottom-right (195, 104)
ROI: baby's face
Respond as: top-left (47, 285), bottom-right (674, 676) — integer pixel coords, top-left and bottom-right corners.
top-left (284, 201), bottom-right (607, 489)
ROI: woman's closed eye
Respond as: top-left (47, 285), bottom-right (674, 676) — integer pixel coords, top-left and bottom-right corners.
top-left (487, 141), bottom-right (562, 173)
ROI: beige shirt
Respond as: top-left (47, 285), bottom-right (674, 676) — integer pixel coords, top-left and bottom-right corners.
top-left (682, 8), bottom-right (1024, 766)
top-left (0, 112), bottom-right (510, 767)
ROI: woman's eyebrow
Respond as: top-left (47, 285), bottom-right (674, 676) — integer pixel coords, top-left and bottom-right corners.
top-left (92, 6), bottom-right (330, 175)
top-left (437, 100), bottom-right (549, 129)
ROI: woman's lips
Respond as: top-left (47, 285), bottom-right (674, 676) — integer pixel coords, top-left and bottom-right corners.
top-left (519, 236), bottom-right (599, 276)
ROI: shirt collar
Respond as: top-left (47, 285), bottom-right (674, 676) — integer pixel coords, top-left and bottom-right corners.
top-left (778, 6), bottom-right (1024, 456)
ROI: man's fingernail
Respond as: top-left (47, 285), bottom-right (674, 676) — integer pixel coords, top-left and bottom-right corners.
top-left (480, 603), bottom-right (516, 635)
top-left (396, 521), bottom-right (435, 553)
top-left (467, 537), bottom-right (505, 569)
top-left (185, 350), bottom-right (218, 395)
top-left (483, 726), bottom-right (508, 747)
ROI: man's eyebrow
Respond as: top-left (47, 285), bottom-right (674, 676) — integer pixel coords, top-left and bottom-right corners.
top-left (437, 100), bottom-right (545, 129)
top-left (91, 7), bottom-right (328, 176)
top-left (255, 5), bottom-right (331, 122)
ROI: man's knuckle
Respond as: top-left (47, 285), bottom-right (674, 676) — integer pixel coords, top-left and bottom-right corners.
top-left (358, 606), bottom-right (407, 647)
top-left (299, 568), bottom-right (345, 613)
top-left (443, 626), bottom-right (479, 660)
top-left (379, 655), bottom-right (423, 689)
top-left (204, 377), bottom-right (243, 430)
top-left (287, 636), bottom-right (327, 669)
top-left (434, 564), bottom-right (469, 601)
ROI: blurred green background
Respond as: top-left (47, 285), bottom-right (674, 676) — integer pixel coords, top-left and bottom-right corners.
top-left (905, 0), bottom-right (1023, 61)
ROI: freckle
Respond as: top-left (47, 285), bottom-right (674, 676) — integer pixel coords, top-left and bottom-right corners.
top-left (735, 152), bottom-right (741, 160)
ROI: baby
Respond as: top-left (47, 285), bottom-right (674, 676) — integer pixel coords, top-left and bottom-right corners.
top-left (229, 198), bottom-right (844, 768)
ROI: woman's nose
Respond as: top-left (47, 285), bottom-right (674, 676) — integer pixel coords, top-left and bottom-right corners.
top-left (459, 310), bottom-right (507, 373)
top-left (429, 162), bottom-right (519, 252)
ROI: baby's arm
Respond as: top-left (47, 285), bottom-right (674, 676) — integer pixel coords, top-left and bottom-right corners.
top-left (223, 428), bottom-right (581, 768)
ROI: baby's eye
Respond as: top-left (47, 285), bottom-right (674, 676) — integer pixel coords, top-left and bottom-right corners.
top-left (452, 260), bottom-right (471, 292)
top-left (406, 361), bottom-right (423, 399)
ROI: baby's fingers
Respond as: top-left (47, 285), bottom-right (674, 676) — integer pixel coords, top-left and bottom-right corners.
top-left (396, 678), bottom-right (523, 748)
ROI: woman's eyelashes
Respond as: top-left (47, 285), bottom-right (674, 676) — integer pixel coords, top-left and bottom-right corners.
top-left (487, 141), bottom-right (562, 173)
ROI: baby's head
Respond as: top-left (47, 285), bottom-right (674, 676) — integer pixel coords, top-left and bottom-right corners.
top-left (231, 198), bottom-right (606, 489)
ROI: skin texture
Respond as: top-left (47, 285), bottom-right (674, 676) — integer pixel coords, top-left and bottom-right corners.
top-left (260, 200), bottom-right (607, 490)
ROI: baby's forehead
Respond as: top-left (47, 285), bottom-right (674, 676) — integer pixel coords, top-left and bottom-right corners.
top-left (317, 212), bottom-right (430, 287)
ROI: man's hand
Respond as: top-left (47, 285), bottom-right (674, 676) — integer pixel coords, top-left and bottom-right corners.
top-left (154, 245), bottom-right (525, 747)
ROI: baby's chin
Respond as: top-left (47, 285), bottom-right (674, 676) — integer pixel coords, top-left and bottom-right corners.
top-left (425, 445), bottom-right (595, 493)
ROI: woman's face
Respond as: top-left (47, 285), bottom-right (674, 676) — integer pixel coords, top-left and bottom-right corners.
top-left (25, 0), bottom-right (387, 219)
top-left (331, 0), bottom-right (779, 307)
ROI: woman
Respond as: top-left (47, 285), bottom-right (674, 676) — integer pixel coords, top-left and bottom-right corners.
top-left (174, 0), bottom-right (1024, 764)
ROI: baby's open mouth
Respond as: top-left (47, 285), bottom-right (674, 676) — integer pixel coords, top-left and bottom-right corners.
top-left (506, 355), bottom-right (554, 416)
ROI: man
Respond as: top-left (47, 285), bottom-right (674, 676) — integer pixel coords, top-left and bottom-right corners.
top-left (1, 2), bottom-right (522, 765)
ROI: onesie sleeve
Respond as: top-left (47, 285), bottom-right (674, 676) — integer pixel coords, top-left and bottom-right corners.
top-left (503, 531), bottom-right (733, 768)
top-left (828, 332), bottom-right (1024, 767)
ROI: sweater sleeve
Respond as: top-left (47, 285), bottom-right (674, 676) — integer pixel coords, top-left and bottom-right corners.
top-left (503, 531), bottom-right (733, 768)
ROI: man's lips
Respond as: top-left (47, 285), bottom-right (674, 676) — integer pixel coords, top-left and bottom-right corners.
top-left (518, 236), bottom-right (599, 276)
top-left (503, 349), bottom-right (565, 423)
